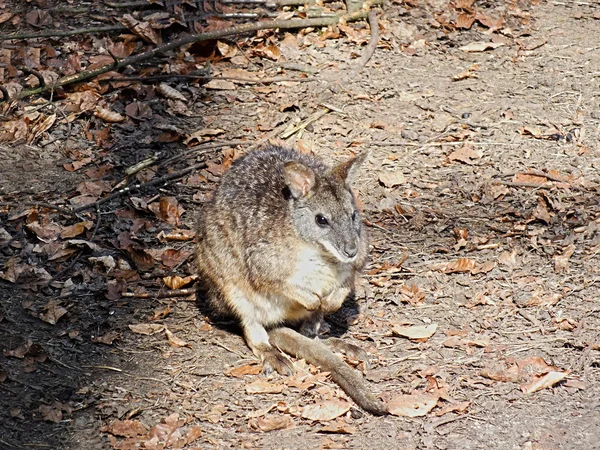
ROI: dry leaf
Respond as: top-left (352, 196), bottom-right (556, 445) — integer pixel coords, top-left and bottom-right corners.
top-left (388, 393), bottom-right (439, 417)
top-left (498, 249), bottom-right (518, 268)
top-left (157, 83), bottom-right (187, 102)
top-left (39, 299), bottom-right (67, 325)
top-left (118, 14), bottom-right (162, 45)
top-left (248, 415), bottom-right (293, 432)
top-left (163, 275), bottom-right (195, 289)
top-left (521, 371), bottom-right (568, 394)
top-left (301, 400), bottom-right (352, 422)
top-left (95, 107), bottom-right (126, 123)
top-left (456, 14), bottom-right (475, 29)
top-left (378, 171), bottom-right (406, 188)
top-left (92, 331), bottom-right (120, 345)
top-left (443, 258), bottom-right (477, 273)
top-left (554, 244), bottom-right (575, 273)
top-left (433, 401), bottom-right (471, 416)
top-left (165, 328), bottom-right (191, 348)
top-left (392, 323), bottom-right (438, 340)
top-left (319, 420), bottom-right (356, 434)
top-left (448, 144), bottom-right (483, 165)
top-left (245, 379), bottom-right (285, 394)
top-left (128, 323), bottom-right (166, 335)
top-left (204, 79), bottom-right (236, 90)
top-left (226, 363), bottom-right (262, 378)
top-left (459, 42), bottom-right (505, 52)
top-left (60, 221), bottom-right (93, 239)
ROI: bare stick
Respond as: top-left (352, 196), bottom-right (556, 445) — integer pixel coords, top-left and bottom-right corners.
top-left (0, 25), bottom-right (125, 41)
top-left (354, 9), bottom-right (380, 73)
top-left (122, 287), bottom-right (198, 299)
top-left (11, 7), bottom-right (377, 101)
top-left (73, 161), bottom-right (207, 213)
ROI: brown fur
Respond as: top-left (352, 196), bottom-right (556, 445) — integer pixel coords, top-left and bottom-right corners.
top-left (195, 146), bottom-right (387, 414)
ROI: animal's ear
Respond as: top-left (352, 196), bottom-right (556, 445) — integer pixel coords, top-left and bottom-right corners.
top-left (283, 161), bottom-right (316, 199)
top-left (331, 151), bottom-right (369, 183)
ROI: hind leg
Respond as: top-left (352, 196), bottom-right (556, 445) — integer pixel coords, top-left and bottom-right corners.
top-left (243, 320), bottom-right (294, 376)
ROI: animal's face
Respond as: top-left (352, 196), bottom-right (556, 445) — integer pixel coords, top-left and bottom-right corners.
top-left (291, 181), bottom-right (363, 263)
top-left (283, 152), bottom-right (367, 263)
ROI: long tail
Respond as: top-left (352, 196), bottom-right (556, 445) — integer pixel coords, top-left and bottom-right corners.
top-left (269, 327), bottom-right (388, 415)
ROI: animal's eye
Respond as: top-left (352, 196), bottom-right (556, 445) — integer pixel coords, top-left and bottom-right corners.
top-left (315, 214), bottom-right (329, 227)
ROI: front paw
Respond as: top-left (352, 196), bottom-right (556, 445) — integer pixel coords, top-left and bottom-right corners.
top-left (320, 287), bottom-right (351, 313)
top-left (296, 291), bottom-right (321, 311)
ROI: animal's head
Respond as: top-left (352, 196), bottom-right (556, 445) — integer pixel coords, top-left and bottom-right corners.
top-left (284, 152), bottom-right (368, 263)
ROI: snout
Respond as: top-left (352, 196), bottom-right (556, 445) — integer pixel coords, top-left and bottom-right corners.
top-left (342, 242), bottom-right (358, 259)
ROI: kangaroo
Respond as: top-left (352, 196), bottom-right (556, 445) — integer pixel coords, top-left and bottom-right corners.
top-left (195, 145), bottom-right (387, 415)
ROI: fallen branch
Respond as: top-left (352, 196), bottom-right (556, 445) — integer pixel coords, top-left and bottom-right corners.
top-left (74, 161), bottom-right (207, 213)
top-left (354, 9), bottom-right (380, 73)
top-left (10, 7), bottom-right (377, 101)
top-left (0, 25), bottom-right (125, 41)
top-left (122, 287), bottom-right (198, 299)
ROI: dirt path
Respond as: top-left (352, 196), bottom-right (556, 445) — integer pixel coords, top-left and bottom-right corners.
top-left (1, 1), bottom-right (599, 449)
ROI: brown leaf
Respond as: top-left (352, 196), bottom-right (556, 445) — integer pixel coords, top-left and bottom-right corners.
top-left (225, 363), bottom-right (262, 378)
top-left (300, 400), bottom-right (352, 422)
top-left (521, 370), bottom-right (568, 394)
top-left (203, 79), bottom-right (236, 90)
top-left (498, 249), bottom-right (518, 268)
top-left (38, 402), bottom-right (63, 423)
top-left (245, 379), bottom-right (285, 394)
top-left (39, 299), bottom-right (68, 325)
top-left (26, 9), bottom-right (52, 27)
top-left (163, 275), bottom-right (195, 289)
top-left (150, 305), bottom-right (171, 321)
top-left (26, 221), bottom-right (61, 242)
top-left (118, 14), bottom-right (162, 45)
top-left (204, 404), bottom-right (227, 423)
top-left (160, 248), bottom-right (192, 269)
top-left (157, 83), bottom-right (187, 102)
top-left (443, 258), bottom-right (477, 273)
top-left (319, 420), bottom-right (356, 434)
top-left (456, 13), bottom-right (475, 29)
top-left (433, 400), bottom-right (471, 416)
top-left (129, 323), bottom-right (166, 335)
top-left (523, 292), bottom-right (561, 307)
top-left (125, 101), bottom-right (153, 120)
top-left (95, 107), bottom-right (126, 123)
top-left (448, 143), bottom-right (483, 165)
top-left (165, 328), bottom-right (191, 348)
top-left (554, 244), bottom-right (575, 273)
top-left (105, 419), bottom-right (147, 437)
top-left (124, 245), bottom-right (154, 271)
top-left (4, 339), bottom-right (45, 359)
top-left (60, 221), bottom-right (93, 239)
top-left (392, 323), bottom-right (437, 340)
top-left (249, 415), bottom-right (293, 432)
top-left (92, 331), bottom-right (120, 345)
top-left (378, 171), bottom-right (406, 188)
top-left (388, 393), bottom-right (439, 417)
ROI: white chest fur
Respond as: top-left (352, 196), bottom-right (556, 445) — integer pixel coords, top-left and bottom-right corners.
top-left (288, 245), bottom-right (350, 297)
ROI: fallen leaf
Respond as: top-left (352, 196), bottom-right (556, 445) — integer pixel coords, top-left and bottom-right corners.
top-left (248, 415), bottom-right (293, 432)
top-left (163, 275), bottom-right (195, 289)
top-left (378, 171), bottom-right (406, 188)
top-left (301, 400), bottom-right (351, 422)
top-left (433, 400), bottom-right (471, 416)
top-left (105, 419), bottom-right (147, 437)
top-left (245, 379), bottom-right (285, 394)
top-left (204, 79), bottom-right (236, 90)
top-left (448, 144), bottom-right (483, 165)
top-left (318, 420), bottom-right (356, 434)
top-left (498, 249), bottom-right (518, 268)
top-left (39, 299), bottom-right (67, 325)
top-left (157, 83), bottom-right (187, 102)
top-left (554, 244), bottom-right (576, 273)
top-left (92, 331), bottom-right (120, 345)
top-left (392, 323), bottom-right (438, 340)
top-left (225, 363), bottom-right (262, 378)
top-left (60, 221), bottom-right (93, 238)
top-left (521, 370), bottom-right (568, 394)
top-left (128, 323), bottom-right (166, 335)
top-left (459, 41), bottom-right (505, 52)
top-left (165, 328), bottom-right (191, 348)
top-left (388, 393), bottom-right (439, 417)
top-left (4, 339), bottom-right (45, 359)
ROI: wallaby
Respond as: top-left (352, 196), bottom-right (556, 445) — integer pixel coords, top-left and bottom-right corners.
top-left (195, 145), bottom-right (387, 415)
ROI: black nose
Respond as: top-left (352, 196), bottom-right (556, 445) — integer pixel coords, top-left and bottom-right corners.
top-left (343, 243), bottom-right (358, 258)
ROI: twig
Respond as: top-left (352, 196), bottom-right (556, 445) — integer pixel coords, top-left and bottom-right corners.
top-left (105, 75), bottom-right (313, 84)
top-left (280, 107), bottom-right (331, 139)
top-left (20, 67), bottom-right (46, 87)
top-left (354, 9), bottom-right (379, 73)
top-left (0, 201), bottom-right (75, 216)
top-left (73, 161), bottom-right (208, 212)
top-left (122, 287), bottom-right (198, 299)
top-left (158, 139), bottom-right (251, 168)
top-left (11, 7), bottom-right (377, 101)
top-left (0, 25), bottom-right (125, 41)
